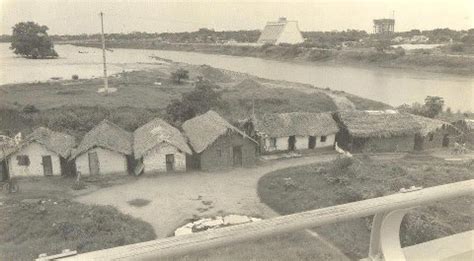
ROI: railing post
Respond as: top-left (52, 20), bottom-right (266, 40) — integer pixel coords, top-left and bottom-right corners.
top-left (367, 208), bottom-right (413, 261)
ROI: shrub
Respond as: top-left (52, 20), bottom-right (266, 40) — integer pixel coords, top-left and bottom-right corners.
top-left (72, 74), bottom-right (79, 80)
top-left (71, 180), bottom-right (87, 190)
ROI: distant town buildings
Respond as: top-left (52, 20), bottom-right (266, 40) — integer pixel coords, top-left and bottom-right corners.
top-left (257, 17), bottom-right (304, 45)
top-left (373, 18), bottom-right (395, 35)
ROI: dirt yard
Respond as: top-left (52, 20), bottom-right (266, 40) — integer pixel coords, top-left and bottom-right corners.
top-left (75, 154), bottom-right (338, 238)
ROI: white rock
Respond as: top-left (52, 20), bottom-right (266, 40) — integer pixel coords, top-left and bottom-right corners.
top-left (201, 219), bottom-right (224, 228)
top-left (250, 217), bottom-right (262, 222)
top-left (174, 227), bottom-right (193, 236)
top-left (223, 215), bottom-right (251, 225)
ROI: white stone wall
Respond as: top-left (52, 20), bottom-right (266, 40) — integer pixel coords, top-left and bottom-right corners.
top-left (316, 134), bottom-right (336, 148)
top-left (276, 21), bottom-right (304, 45)
top-left (263, 133), bottom-right (336, 153)
top-left (264, 137), bottom-right (289, 152)
top-left (75, 147), bottom-right (128, 176)
top-left (8, 142), bottom-right (62, 177)
top-left (143, 143), bottom-right (186, 173)
top-left (295, 136), bottom-right (308, 150)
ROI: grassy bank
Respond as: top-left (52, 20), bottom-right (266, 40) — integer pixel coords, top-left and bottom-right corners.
top-left (71, 41), bottom-right (474, 75)
top-left (0, 192), bottom-right (155, 261)
top-left (258, 154), bottom-right (473, 259)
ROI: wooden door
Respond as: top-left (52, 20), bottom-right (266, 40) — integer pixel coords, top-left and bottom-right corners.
top-left (232, 146), bottom-right (242, 167)
top-left (42, 155), bottom-right (53, 176)
top-left (88, 151), bottom-right (100, 175)
top-left (166, 154), bottom-right (175, 172)
top-left (288, 136), bottom-right (296, 151)
top-left (308, 136), bottom-right (316, 149)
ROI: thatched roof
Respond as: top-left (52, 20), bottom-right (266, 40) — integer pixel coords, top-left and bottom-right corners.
top-left (3, 127), bottom-right (75, 159)
top-left (336, 110), bottom-right (421, 138)
top-left (253, 112), bottom-right (339, 138)
top-left (72, 120), bottom-right (132, 159)
top-left (182, 110), bottom-right (257, 153)
top-left (134, 118), bottom-right (192, 159)
top-left (410, 114), bottom-right (452, 136)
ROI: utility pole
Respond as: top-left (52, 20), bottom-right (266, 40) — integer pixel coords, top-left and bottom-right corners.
top-left (100, 11), bottom-right (108, 94)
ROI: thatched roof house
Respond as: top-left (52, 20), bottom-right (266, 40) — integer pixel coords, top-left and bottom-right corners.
top-left (334, 110), bottom-right (455, 152)
top-left (73, 120), bottom-right (132, 176)
top-left (4, 127), bottom-right (75, 177)
top-left (251, 112), bottom-right (339, 153)
top-left (134, 118), bottom-right (191, 173)
top-left (182, 110), bottom-right (258, 170)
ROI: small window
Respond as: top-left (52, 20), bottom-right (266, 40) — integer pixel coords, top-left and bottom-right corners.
top-left (269, 137), bottom-right (277, 147)
top-left (429, 133), bottom-right (434, 141)
top-left (320, 136), bottom-right (327, 142)
top-left (16, 155), bottom-right (30, 166)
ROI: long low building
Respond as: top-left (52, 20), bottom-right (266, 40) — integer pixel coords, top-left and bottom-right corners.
top-left (250, 112), bottom-right (339, 154)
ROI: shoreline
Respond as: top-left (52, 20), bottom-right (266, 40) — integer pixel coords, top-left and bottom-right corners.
top-left (67, 41), bottom-right (474, 76)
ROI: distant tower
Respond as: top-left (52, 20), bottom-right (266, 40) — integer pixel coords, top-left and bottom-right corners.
top-left (373, 13), bottom-right (395, 35)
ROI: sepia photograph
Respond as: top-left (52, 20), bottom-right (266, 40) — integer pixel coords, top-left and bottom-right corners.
top-left (0, 0), bottom-right (473, 260)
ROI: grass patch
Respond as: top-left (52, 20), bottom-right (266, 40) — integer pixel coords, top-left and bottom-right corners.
top-left (127, 198), bottom-right (151, 207)
top-left (0, 197), bottom-right (156, 261)
top-left (258, 154), bottom-right (473, 259)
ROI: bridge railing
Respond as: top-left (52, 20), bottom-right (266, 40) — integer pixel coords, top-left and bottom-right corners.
top-left (38, 179), bottom-right (473, 261)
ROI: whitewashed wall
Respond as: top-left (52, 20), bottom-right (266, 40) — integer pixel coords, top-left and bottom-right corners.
top-left (316, 134), bottom-right (336, 148)
top-left (8, 142), bottom-right (61, 177)
top-left (75, 147), bottom-right (128, 176)
top-left (276, 21), bottom-right (304, 45)
top-left (263, 133), bottom-right (336, 153)
top-left (143, 143), bottom-right (186, 173)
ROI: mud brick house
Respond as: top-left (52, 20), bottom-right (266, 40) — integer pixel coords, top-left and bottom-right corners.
top-left (133, 118), bottom-right (192, 174)
top-left (3, 127), bottom-right (75, 177)
top-left (412, 114), bottom-right (456, 151)
top-left (72, 120), bottom-right (132, 176)
top-left (249, 112), bottom-right (339, 154)
top-left (333, 110), bottom-right (419, 153)
top-left (182, 110), bottom-right (258, 171)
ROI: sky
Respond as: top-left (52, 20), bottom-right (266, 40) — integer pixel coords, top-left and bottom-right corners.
top-left (0, 0), bottom-right (472, 35)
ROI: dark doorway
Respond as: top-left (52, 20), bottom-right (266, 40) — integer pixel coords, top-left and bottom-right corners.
top-left (42, 155), bottom-right (53, 176)
top-left (232, 146), bottom-right (242, 167)
top-left (288, 136), bottom-right (296, 151)
top-left (166, 154), bottom-right (175, 171)
top-left (414, 134), bottom-right (423, 151)
top-left (442, 134), bottom-right (450, 147)
top-left (308, 136), bottom-right (316, 149)
top-left (0, 161), bottom-right (8, 181)
top-left (88, 152), bottom-right (100, 175)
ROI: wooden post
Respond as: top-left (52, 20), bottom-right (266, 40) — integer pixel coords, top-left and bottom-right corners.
top-left (100, 12), bottom-right (108, 95)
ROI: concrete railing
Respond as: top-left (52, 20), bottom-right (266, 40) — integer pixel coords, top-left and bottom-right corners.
top-left (37, 179), bottom-right (474, 261)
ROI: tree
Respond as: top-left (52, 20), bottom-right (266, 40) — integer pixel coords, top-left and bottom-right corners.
top-left (10, 21), bottom-right (58, 59)
top-left (423, 96), bottom-right (444, 118)
top-left (170, 68), bottom-right (189, 84)
top-left (166, 80), bottom-right (223, 125)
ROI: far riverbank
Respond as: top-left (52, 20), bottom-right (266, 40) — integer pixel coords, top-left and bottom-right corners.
top-left (70, 40), bottom-right (474, 76)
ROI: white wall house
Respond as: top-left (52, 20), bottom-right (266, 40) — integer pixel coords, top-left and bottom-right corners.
top-left (252, 112), bottom-right (339, 154)
top-left (257, 17), bottom-right (304, 45)
top-left (72, 120), bottom-right (133, 176)
top-left (75, 147), bottom-right (128, 176)
top-left (8, 142), bottom-right (62, 177)
top-left (4, 127), bottom-right (75, 177)
top-left (134, 118), bottom-right (192, 174)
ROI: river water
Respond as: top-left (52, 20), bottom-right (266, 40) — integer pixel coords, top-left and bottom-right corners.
top-left (1, 43), bottom-right (472, 112)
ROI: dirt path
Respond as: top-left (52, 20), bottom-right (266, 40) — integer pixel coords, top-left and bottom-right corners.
top-left (76, 154), bottom-right (337, 238)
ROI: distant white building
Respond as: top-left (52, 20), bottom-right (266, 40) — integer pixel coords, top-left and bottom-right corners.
top-left (257, 17), bottom-right (304, 45)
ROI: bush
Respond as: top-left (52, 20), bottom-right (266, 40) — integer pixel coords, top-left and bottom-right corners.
top-left (72, 74), bottom-right (79, 80)
top-left (450, 43), bottom-right (464, 52)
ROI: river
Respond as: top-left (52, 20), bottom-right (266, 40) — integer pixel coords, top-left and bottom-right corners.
top-left (0, 43), bottom-right (472, 112)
